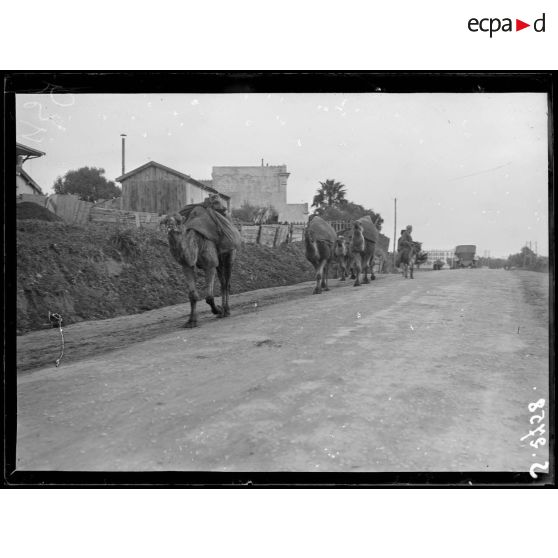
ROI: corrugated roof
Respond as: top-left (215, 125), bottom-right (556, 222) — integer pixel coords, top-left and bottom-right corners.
top-left (115, 161), bottom-right (229, 199)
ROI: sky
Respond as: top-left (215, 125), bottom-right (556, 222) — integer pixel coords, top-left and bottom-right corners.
top-left (16, 92), bottom-right (549, 258)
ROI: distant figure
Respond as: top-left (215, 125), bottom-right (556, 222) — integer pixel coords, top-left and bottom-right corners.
top-left (396, 225), bottom-right (414, 272)
top-left (396, 229), bottom-right (406, 254)
top-left (401, 225), bottom-right (413, 247)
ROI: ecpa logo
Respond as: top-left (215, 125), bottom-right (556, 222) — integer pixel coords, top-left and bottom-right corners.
top-left (468, 13), bottom-right (546, 37)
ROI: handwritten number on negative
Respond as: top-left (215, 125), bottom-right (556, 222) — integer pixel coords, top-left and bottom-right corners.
top-left (529, 437), bottom-right (546, 449)
top-left (528, 398), bottom-right (545, 412)
top-left (530, 461), bottom-right (549, 479)
top-left (520, 423), bottom-right (546, 442)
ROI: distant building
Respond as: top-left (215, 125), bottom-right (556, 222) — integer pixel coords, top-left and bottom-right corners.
top-left (116, 161), bottom-right (230, 215)
top-left (423, 248), bottom-right (455, 269)
top-left (209, 163), bottom-right (309, 223)
top-left (16, 143), bottom-right (45, 196)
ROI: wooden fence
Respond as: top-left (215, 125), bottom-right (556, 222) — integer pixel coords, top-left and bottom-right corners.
top-left (238, 223), bottom-right (304, 248)
top-left (89, 207), bottom-right (160, 229)
top-left (328, 220), bottom-right (353, 233)
top-left (45, 194), bottom-right (94, 225)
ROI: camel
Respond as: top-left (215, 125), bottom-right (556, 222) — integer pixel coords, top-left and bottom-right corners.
top-left (398, 241), bottom-right (426, 279)
top-left (398, 243), bottom-right (416, 279)
top-left (349, 216), bottom-right (378, 287)
top-left (333, 235), bottom-right (350, 281)
top-left (305, 216), bottom-right (337, 294)
top-left (160, 196), bottom-right (241, 328)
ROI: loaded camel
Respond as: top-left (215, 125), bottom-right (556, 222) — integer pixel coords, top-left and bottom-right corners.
top-left (305, 216), bottom-right (337, 294)
top-left (349, 215), bottom-right (379, 286)
top-left (160, 195), bottom-right (241, 327)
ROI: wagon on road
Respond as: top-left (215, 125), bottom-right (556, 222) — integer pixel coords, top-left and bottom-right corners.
top-left (454, 245), bottom-right (477, 268)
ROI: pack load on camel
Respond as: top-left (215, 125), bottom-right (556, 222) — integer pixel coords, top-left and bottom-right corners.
top-left (349, 215), bottom-right (379, 286)
top-left (305, 215), bottom-right (337, 294)
top-left (161, 195), bottom-right (241, 328)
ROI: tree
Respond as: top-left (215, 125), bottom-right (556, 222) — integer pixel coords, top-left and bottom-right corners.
top-left (312, 179), bottom-right (347, 213)
top-left (231, 202), bottom-right (278, 224)
top-left (53, 167), bottom-right (121, 203)
top-left (506, 246), bottom-right (547, 272)
top-left (318, 201), bottom-right (383, 231)
top-left (310, 179), bottom-right (384, 231)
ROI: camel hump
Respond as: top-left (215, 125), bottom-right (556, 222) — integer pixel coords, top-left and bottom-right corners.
top-left (182, 205), bottom-right (241, 250)
top-left (307, 216), bottom-right (337, 243)
top-left (356, 216), bottom-right (379, 243)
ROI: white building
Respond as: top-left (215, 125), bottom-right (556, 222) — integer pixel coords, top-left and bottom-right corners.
top-left (422, 248), bottom-right (455, 269)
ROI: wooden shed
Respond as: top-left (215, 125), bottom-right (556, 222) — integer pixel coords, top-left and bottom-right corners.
top-left (116, 161), bottom-right (230, 215)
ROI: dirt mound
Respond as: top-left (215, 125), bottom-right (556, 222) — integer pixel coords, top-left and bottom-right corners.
top-left (16, 221), bottom-right (315, 334)
top-left (17, 202), bottom-right (62, 222)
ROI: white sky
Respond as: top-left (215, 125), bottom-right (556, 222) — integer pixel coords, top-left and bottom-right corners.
top-left (17, 92), bottom-right (549, 258)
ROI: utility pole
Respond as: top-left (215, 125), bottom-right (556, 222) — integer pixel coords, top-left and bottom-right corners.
top-left (393, 197), bottom-right (397, 267)
top-left (120, 134), bottom-right (127, 175)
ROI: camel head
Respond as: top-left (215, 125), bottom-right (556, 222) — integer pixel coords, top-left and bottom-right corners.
top-left (353, 221), bottom-right (364, 235)
top-left (334, 236), bottom-right (347, 257)
top-left (159, 213), bottom-right (184, 234)
top-left (351, 221), bottom-right (365, 252)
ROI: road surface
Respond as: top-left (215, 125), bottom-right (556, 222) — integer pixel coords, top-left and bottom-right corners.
top-left (16, 269), bottom-right (549, 472)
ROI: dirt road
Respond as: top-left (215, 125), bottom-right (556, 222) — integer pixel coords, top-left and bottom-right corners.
top-left (16, 269), bottom-right (549, 472)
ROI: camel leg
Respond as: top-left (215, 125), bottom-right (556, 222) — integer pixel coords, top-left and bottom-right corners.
top-left (313, 259), bottom-right (326, 294)
top-left (362, 256), bottom-right (370, 284)
top-left (204, 265), bottom-right (223, 317)
top-left (410, 262), bottom-right (414, 279)
top-left (352, 253), bottom-right (362, 287)
top-left (218, 251), bottom-right (234, 317)
top-left (183, 266), bottom-right (200, 328)
top-left (369, 255), bottom-right (377, 280)
top-left (322, 262), bottom-right (330, 291)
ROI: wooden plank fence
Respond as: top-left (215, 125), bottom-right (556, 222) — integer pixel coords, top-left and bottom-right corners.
top-left (289, 224), bottom-right (306, 242)
top-left (239, 225), bottom-right (260, 244)
top-left (89, 207), bottom-right (160, 229)
top-left (45, 194), bottom-right (93, 225)
top-left (328, 220), bottom-right (353, 233)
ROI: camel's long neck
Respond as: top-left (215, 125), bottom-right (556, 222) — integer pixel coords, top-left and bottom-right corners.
top-left (305, 230), bottom-right (319, 261)
top-left (168, 229), bottom-right (202, 267)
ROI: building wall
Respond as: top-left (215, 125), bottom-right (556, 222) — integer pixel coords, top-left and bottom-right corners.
top-left (212, 165), bottom-right (307, 222)
top-left (212, 165), bottom-right (289, 211)
top-left (121, 166), bottom-right (207, 214)
top-left (16, 174), bottom-right (39, 196)
top-left (278, 203), bottom-right (309, 223)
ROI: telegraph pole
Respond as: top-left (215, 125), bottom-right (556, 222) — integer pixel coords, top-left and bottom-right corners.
top-left (120, 133), bottom-right (127, 175)
top-left (393, 197), bottom-right (397, 267)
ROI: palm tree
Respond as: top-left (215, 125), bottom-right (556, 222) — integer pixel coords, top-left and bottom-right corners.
top-left (312, 179), bottom-right (347, 212)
